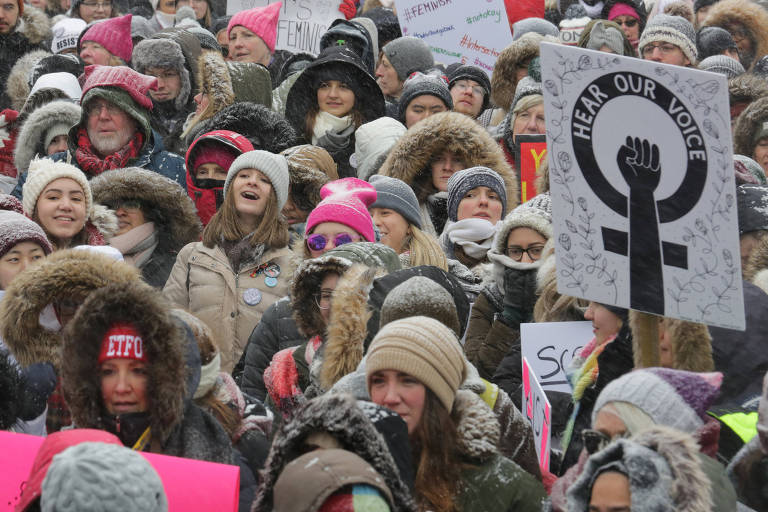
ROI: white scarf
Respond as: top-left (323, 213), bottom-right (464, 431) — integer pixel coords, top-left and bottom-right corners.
top-left (154, 10), bottom-right (175, 28)
top-left (194, 352), bottom-right (221, 399)
top-left (443, 218), bottom-right (499, 259)
top-left (312, 111), bottom-right (353, 144)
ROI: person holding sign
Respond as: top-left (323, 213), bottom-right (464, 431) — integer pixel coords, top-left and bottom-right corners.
top-left (366, 316), bottom-right (546, 512)
top-left (226, 2), bottom-right (280, 65)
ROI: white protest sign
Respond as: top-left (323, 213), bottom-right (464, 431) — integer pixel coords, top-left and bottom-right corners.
top-left (521, 321), bottom-right (593, 393)
top-left (393, 0), bottom-right (511, 72)
top-left (540, 43), bottom-right (745, 330)
top-left (226, 0), bottom-right (342, 56)
top-left (522, 357), bottom-right (551, 472)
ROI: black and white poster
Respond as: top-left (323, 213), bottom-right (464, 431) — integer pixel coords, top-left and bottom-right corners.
top-left (540, 43), bottom-right (745, 330)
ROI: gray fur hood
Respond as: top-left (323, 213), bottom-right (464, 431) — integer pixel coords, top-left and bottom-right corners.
top-left (6, 49), bottom-right (50, 111)
top-left (14, 100), bottom-right (80, 174)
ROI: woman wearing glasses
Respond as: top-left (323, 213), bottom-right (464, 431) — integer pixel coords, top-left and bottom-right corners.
top-left (464, 194), bottom-right (551, 381)
top-left (164, 150), bottom-right (293, 374)
top-left (601, 0), bottom-right (647, 53)
top-left (68, 0), bottom-right (117, 23)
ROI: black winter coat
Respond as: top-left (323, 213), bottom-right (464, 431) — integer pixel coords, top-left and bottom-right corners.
top-left (0, 30), bottom-right (45, 109)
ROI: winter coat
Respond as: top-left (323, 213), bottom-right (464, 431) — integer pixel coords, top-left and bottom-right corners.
top-left (734, 96), bottom-right (768, 159)
top-left (0, 250), bottom-right (141, 432)
top-left (90, 167), bottom-right (202, 288)
top-left (0, 7), bottom-right (50, 110)
top-left (491, 32), bottom-right (554, 114)
top-left (14, 100), bottom-right (80, 176)
top-left (227, 61), bottom-right (272, 108)
top-left (163, 241), bottom-right (294, 373)
top-left (702, 0), bottom-right (768, 71)
top-left (379, 112), bottom-right (519, 236)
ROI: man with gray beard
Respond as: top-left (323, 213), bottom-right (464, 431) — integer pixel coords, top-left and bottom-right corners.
top-left (12, 64), bottom-right (186, 199)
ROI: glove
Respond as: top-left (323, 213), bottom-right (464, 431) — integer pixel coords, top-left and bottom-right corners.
top-left (338, 0), bottom-right (357, 20)
top-left (18, 362), bottom-right (56, 421)
top-left (500, 265), bottom-right (538, 326)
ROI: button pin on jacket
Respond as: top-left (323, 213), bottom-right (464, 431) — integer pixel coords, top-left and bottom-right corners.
top-left (243, 288), bottom-right (262, 305)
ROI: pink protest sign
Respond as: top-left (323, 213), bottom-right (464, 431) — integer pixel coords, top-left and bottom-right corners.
top-left (522, 357), bottom-right (552, 472)
top-left (0, 431), bottom-right (239, 512)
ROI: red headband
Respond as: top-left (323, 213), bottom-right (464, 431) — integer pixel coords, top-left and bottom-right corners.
top-left (98, 323), bottom-right (147, 363)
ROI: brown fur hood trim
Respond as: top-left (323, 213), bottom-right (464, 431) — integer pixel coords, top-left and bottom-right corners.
top-left (61, 281), bottom-right (186, 444)
top-left (702, 0), bottom-right (768, 70)
top-left (492, 33), bottom-right (557, 111)
top-left (6, 49), bottom-right (50, 111)
top-left (744, 234), bottom-right (768, 292)
top-left (281, 144), bottom-right (339, 211)
top-left (320, 264), bottom-right (378, 390)
top-left (290, 254), bottom-right (352, 338)
top-left (453, 389), bottom-right (501, 460)
top-left (90, 167), bottom-right (202, 254)
top-left (729, 74), bottom-right (768, 106)
top-left (197, 50), bottom-right (235, 117)
top-left (0, 250), bottom-right (140, 369)
top-left (734, 96), bottom-right (768, 156)
top-left (379, 112), bottom-right (519, 208)
top-left (18, 5), bottom-right (51, 45)
top-left (629, 310), bottom-right (714, 371)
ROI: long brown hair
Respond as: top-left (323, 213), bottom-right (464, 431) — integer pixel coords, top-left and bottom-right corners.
top-left (410, 389), bottom-right (464, 512)
top-left (202, 177), bottom-right (289, 249)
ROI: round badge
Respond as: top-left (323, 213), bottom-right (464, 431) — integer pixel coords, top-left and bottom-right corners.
top-left (264, 264), bottom-right (281, 278)
top-left (264, 276), bottom-right (278, 288)
top-left (243, 288), bottom-right (262, 306)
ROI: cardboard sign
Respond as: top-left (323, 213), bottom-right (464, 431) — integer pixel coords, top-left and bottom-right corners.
top-left (522, 357), bottom-right (551, 472)
top-left (226, 0), bottom-right (342, 56)
top-left (394, 0), bottom-right (511, 72)
top-left (0, 431), bottom-right (240, 512)
top-left (540, 43), bottom-right (745, 330)
top-left (514, 134), bottom-right (547, 203)
top-left (520, 321), bottom-right (593, 393)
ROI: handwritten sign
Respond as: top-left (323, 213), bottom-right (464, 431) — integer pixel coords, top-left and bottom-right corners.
top-left (515, 134), bottom-right (547, 203)
top-left (522, 357), bottom-right (551, 472)
top-left (394, 0), bottom-right (511, 72)
top-left (226, 0), bottom-right (342, 55)
top-left (541, 43), bottom-right (745, 330)
top-left (0, 431), bottom-right (240, 512)
top-left (520, 321), bottom-right (593, 393)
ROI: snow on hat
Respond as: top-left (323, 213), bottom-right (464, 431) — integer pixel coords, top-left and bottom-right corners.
top-left (306, 178), bottom-right (377, 242)
top-left (98, 323), bottom-right (147, 363)
top-left (696, 26), bottom-right (737, 61)
top-left (354, 117), bottom-right (406, 181)
top-left (81, 65), bottom-right (158, 111)
top-left (23, 158), bottom-right (92, 219)
top-left (227, 2), bottom-right (281, 53)
top-left (132, 37), bottom-right (191, 110)
top-left (369, 175), bottom-right (421, 228)
top-left (492, 193), bottom-right (552, 255)
top-left (511, 76), bottom-right (543, 114)
top-left (638, 14), bottom-right (697, 64)
top-left (379, 276), bottom-right (461, 336)
top-left (367, 316), bottom-right (466, 410)
top-left (80, 14), bottom-right (134, 63)
top-left (734, 155), bottom-right (767, 185)
top-left (0, 193), bottom-right (23, 214)
top-left (41, 442), bottom-right (167, 512)
top-left (382, 36), bottom-right (434, 81)
top-left (559, 4), bottom-right (591, 46)
top-left (51, 18), bottom-right (87, 54)
top-left (224, 150), bottom-right (290, 210)
top-left (0, 210), bottom-right (52, 259)
top-left (512, 17), bottom-right (560, 40)
top-left (446, 167), bottom-right (508, 221)
top-left (699, 55), bottom-right (744, 78)
top-left (29, 72), bottom-right (82, 102)
top-left (737, 184), bottom-right (768, 235)
top-left (592, 368), bottom-right (722, 433)
top-left (397, 72), bottom-right (453, 123)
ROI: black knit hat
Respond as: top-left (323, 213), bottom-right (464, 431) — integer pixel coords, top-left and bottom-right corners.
top-left (696, 26), bottom-right (737, 61)
top-left (359, 7), bottom-right (401, 47)
top-left (447, 65), bottom-right (491, 111)
top-left (397, 72), bottom-right (453, 123)
top-left (27, 54), bottom-right (84, 90)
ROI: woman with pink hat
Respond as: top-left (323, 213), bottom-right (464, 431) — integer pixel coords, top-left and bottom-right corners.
top-left (227, 2), bottom-right (281, 65)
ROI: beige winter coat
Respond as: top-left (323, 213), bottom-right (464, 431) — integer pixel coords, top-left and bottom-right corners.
top-left (164, 241), bottom-right (293, 372)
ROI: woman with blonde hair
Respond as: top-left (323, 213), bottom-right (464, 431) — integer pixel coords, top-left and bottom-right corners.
top-left (181, 51), bottom-right (235, 145)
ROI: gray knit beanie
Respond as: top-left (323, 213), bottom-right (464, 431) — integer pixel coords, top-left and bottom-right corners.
top-left (379, 276), bottom-right (461, 336)
top-left (696, 26), bottom-right (737, 61)
top-left (41, 442), bottom-right (168, 512)
top-left (512, 17), bottom-right (560, 40)
top-left (397, 72), bottom-right (453, 123)
top-left (369, 175), bottom-right (422, 228)
top-left (585, 20), bottom-right (626, 55)
top-left (638, 14), bottom-right (697, 64)
top-left (225, 150), bottom-right (290, 210)
top-left (698, 55), bottom-right (744, 78)
top-left (446, 167), bottom-right (507, 222)
top-left (511, 76), bottom-right (543, 114)
top-left (382, 36), bottom-right (434, 81)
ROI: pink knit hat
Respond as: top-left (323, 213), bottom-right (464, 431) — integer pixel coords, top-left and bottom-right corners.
top-left (81, 65), bottom-right (158, 110)
top-left (227, 2), bottom-right (281, 53)
top-left (306, 177), bottom-right (377, 242)
top-left (80, 14), bottom-right (133, 63)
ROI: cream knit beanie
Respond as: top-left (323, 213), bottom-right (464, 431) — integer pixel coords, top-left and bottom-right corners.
top-left (22, 158), bottom-right (92, 218)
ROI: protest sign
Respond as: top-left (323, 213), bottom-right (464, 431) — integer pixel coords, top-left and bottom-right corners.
top-left (522, 357), bottom-right (551, 472)
top-left (0, 431), bottom-right (240, 512)
top-left (394, 0), bottom-right (511, 72)
top-left (540, 43), bottom-right (745, 329)
top-left (226, 0), bottom-right (342, 56)
top-left (514, 134), bottom-right (547, 203)
top-left (520, 321), bottom-right (593, 393)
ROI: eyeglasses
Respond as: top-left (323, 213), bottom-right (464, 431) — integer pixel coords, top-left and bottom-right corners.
top-left (453, 80), bottom-right (485, 97)
top-left (80, 1), bottom-right (110, 8)
top-left (641, 43), bottom-right (679, 57)
top-left (505, 244), bottom-right (544, 261)
top-left (85, 99), bottom-right (122, 118)
top-left (613, 17), bottom-right (638, 28)
top-left (109, 199), bottom-right (143, 211)
top-left (147, 70), bottom-right (179, 80)
top-left (314, 289), bottom-right (334, 310)
top-left (306, 232), bottom-right (357, 252)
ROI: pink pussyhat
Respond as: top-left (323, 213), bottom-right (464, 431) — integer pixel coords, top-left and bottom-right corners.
top-left (305, 177), bottom-right (378, 242)
top-left (227, 2), bottom-right (282, 53)
top-left (80, 14), bottom-right (133, 63)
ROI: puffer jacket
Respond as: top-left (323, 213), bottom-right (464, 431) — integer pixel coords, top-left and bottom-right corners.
top-left (0, 7), bottom-right (50, 110)
top-left (164, 241), bottom-right (293, 373)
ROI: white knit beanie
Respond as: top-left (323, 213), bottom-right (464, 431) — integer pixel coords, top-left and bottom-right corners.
top-left (224, 150), bottom-right (290, 210)
top-left (22, 158), bottom-right (92, 218)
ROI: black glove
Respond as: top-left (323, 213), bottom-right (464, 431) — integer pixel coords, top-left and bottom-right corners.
top-left (18, 362), bottom-right (56, 421)
top-left (501, 265), bottom-right (538, 326)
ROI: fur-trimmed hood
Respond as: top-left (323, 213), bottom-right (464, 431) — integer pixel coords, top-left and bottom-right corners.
top-left (734, 96), bottom-right (768, 157)
top-left (90, 167), bottom-right (202, 255)
top-left (0, 249), bottom-right (141, 370)
top-left (14, 100), bottom-right (80, 174)
top-left (379, 112), bottom-right (519, 208)
top-left (60, 280), bottom-right (186, 445)
top-left (6, 49), bottom-right (50, 111)
top-left (629, 310), bottom-right (714, 371)
top-left (745, 233), bottom-right (768, 293)
top-left (290, 254), bottom-right (353, 338)
top-left (16, 5), bottom-right (52, 45)
top-left (702, 0), bottom-right (768, 70)
top-left (491, 33), bottom-right (557, 111)
top-left (453, 388), bottom-right (503, 461)
top-left (280, 144), bottom-right (339, 212)
top-left (182, 50), bottom-right (234, 141)
top-left (729, 74), bottom-right (768, 107)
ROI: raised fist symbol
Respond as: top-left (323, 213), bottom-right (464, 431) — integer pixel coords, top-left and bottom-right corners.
top-left (617, 136), bottom-right (661, 191)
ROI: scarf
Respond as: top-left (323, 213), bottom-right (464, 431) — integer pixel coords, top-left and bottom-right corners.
top-left (195, 352), bottom-right (221, 399)
top-left (154, 9), bottom-right (175, 28)
top-left (109, 222), bottom-right (158, 268)
top-left (443, 218), bottom-right (499, 259)
top-left (75, 127), bottom-right (144, 177)
top-left (312, 111), bottom-right (352, 145)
